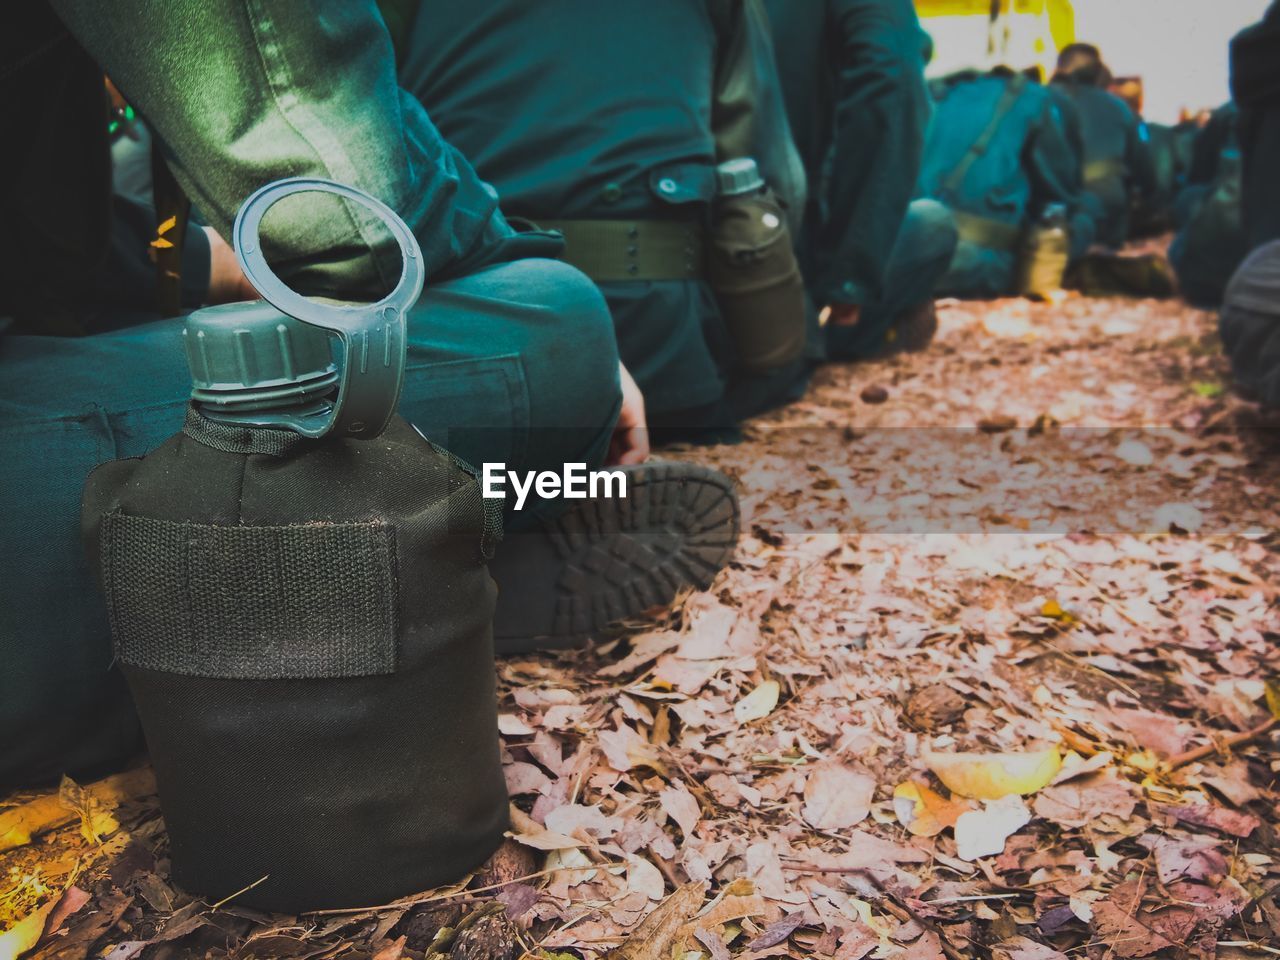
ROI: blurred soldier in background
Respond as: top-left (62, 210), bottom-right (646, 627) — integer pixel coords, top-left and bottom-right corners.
top-left (396, 0), bottom-right (812, 444)
top-left (765, 0), bottom-right (957, 360)
top-left (1109, 76), bottom-right (1188, 238)
top-left (1048, 44), bottom-right (1156, 249)
top-left (1169, 104), bottom-right (1246, 307)
top-left (1220, 2), bottom-right (1280, 407)
top-left (1231, 1), bottom-right (1280, 256)
top-left (920, 68), bottom-right (1090, 299)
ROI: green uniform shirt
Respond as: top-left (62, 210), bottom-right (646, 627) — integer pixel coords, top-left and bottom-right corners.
top-left (397, 1), bottom-right (742, 417)
top-left (920, 73), bottom-right (1084, 238)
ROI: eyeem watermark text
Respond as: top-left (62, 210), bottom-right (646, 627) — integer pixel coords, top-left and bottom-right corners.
top-left (482, 463), bottom-right (627, 511)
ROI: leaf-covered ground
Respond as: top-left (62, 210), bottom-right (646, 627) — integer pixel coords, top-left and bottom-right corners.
top-left (4, 291), bottom-right (1280, 960)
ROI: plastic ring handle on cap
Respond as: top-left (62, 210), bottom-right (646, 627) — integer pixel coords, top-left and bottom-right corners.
top-left (233, 177), bottom-right (425, 439)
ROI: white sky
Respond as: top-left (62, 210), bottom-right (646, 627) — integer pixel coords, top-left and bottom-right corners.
top-left (923, 0), bottom-right (1273, 123)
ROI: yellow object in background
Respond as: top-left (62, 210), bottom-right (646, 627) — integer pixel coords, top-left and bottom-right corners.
top-left (917, 0), bottom-right (1273, 123)
top-left (916, 0), bottom-right (1073, 84)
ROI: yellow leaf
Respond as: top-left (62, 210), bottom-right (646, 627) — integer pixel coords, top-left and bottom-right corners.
top-left (156, 215), bottom-right (177, 235)
top-left (149, 237), bottom-right (174, 249)
top-left (923, 746), bottom-right (1062, 800)
top-left (1039, 599), bottom-right (1075, 625)
top-left (0, 896), bottom-right (57, 960)
top-left (1126, 750), bottom-right (1161, 774)
top-left (733, 680), bottom-right (780, 724)
top-left (892, 781), bottom-right (974, 836)
top-left (1265, 678), bottom-right (1280, 721)
top-left (0, 767), bottom-right (155, 853)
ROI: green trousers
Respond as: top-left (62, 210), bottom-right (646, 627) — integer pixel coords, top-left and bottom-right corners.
top-left (0, 259), bottom-right (620, 785)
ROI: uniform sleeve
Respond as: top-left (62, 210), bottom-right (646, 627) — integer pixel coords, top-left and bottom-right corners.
top-left (814, 0), bottom-right (931, 307)
top-left (48, 0), bottom-right (514, 300)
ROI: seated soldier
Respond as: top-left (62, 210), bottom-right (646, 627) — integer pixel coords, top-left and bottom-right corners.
top-left (1231, 1), bottom-right (1280, 256)
top-left (764, 0), bottom-right (958, 361)
top-left (394, 0), bottom-right (812, 444)
top-left (0, 0), bottom-right (738, 786)
top-left (1169, 104), bottom-right (1248, 307)
top-left (1219, 240), bottom-right (1280, 408)
top-left (1217, 5), bottom-right (1280, 404)
top-left (1048, 44), bottom-right (1156, 248)
top-left (920, 67), bottom-right (1091, 300)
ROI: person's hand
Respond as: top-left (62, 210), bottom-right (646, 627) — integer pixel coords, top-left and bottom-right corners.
top-left (827, 303), bottom-right (861, 327)
top-left (204, 226), bottom-right (260, 304)
top-left (608, 362), bottom-right (649, 466)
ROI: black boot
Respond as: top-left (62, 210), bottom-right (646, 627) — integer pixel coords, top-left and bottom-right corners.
top-left (889, 300), bottom-right (940, 354)
top-left (488, 461), bottom-right (739, 653)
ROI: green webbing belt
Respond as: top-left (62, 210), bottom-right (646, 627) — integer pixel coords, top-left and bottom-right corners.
top-left (1083, 157), bottom-right (1126, 184)
top-left (951, 210), bottom-right (1022, 251)
top-left (939, 74), bottom-right (1028, 200)
top-left (535, 219), bottom-right (707, 282)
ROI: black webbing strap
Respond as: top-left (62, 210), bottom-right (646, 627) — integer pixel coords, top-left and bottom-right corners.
top-left (151, 141), bottom-right (190, 318)
top-left (940, 74), bottom-right (1028, 201)
top-left (100, 512), bottom-right (400, 679)
top-left (534, 219), bottom-right (707, 281)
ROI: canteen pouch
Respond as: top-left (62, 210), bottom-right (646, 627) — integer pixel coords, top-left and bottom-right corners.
top-left (1015, 222), bottom-right (1070, 299)
top-left (707, 184), bottom-right (806, 374)
top-left (82, 412), bottom-right (507, 912)
top-left (80, 179), bottom-right (507, 913)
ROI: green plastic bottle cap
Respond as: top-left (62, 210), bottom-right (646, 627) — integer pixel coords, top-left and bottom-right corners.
top-left (715, 157), bottom-right (765, 197)
top-left (185, 302), bottom-right (338, 412)
top-left (183, 178), bottom-right (425, 439)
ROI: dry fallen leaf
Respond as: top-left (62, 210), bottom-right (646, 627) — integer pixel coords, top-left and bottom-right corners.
top-left (802, 764), bottom-right (875, 830)
top-left (892, 781), bottom-right (974, 837)
top-left (954, 795), bottom-right (1032, 861)
top-left (1115, 439), bottom-right (1154, 467)
top-left (733, 680), bottom-right (780, 724)
top-left (606, 880), bottom-right (706, 960)
top-left (659, 782), bottom-right (702, 840)
top-left (625, 856), bottom-right (667, 901)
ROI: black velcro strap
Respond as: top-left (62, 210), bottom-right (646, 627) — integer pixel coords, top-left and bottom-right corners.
top-left (100, 512), bottom-right (399, 679)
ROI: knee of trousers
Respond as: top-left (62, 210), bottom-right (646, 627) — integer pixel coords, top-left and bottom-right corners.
top-left (467, 259), bottom-right (622, 472)
top-left (937, 241), bottom-right (1016, 299)
top-left (901, 199), bottom-right (961, 272)
top-left (502, 258), bottom-right (620, 420)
